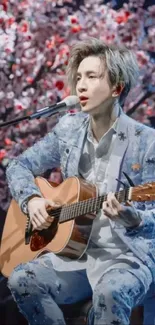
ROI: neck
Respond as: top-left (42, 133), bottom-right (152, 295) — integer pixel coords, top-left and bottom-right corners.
top-left (91, 102), bottom-right (120, 142)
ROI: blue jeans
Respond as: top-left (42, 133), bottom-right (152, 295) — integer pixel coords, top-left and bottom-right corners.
top-left (8, 253), bottom-right (152, 325)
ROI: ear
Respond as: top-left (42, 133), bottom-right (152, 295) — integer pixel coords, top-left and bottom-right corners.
top-left (112, 84), bottom-right (124, 97)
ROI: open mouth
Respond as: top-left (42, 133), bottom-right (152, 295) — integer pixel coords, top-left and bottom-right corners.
top-left (80, 96), bottom-right (88, 103)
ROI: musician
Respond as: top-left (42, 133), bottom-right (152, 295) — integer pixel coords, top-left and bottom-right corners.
top-left (6, 38), bottom-right (155, 325)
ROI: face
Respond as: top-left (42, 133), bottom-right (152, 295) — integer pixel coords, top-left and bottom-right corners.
top-left (76, 56), bottom-right (116, 116)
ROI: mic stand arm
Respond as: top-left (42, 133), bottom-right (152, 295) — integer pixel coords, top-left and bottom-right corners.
top-left (0, 102), bottom-right (65, 128)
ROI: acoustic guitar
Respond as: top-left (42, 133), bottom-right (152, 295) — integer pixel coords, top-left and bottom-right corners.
top-left (1, 176), bottom-right (155, 278)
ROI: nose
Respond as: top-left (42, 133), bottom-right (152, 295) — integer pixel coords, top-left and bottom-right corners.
top-left (77, 78), bottom-right (87, 93)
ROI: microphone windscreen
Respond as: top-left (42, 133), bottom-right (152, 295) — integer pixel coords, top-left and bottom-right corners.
top-left (63, 95), bottom-right (79, 107)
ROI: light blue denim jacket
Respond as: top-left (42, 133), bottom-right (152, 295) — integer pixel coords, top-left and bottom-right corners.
top-left (6, 111), bottom-right (155, 293)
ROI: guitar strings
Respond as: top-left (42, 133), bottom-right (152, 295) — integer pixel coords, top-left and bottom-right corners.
top-left (49, 191), bottom-right (127, 218)
top-left (59, 191), bottom-right (129, 222)
top-left (47, 188), bottom-right (129, 222)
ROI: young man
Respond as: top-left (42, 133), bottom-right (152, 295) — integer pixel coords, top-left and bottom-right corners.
top-left (6, 38), bottom-right (155, 325)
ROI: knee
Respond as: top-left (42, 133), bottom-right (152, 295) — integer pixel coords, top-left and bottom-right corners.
top-left (93, 274), bottom-right (131, 310)
top-left (8, 267), bottom-right (23, 294)
top-left (93, 281), bottom-right (114, 307)
top-left (8, 263), bottom-right (36, 295)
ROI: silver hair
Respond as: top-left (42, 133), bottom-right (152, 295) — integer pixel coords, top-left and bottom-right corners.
top-left (66, 37), bottom-right (139, 105)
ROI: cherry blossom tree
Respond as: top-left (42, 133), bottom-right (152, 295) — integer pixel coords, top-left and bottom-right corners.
top-left (0, 0), bottom-right (154, 212)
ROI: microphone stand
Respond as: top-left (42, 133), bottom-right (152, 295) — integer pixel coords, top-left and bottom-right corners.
top-left (0, 102), bottom-right (66, 128)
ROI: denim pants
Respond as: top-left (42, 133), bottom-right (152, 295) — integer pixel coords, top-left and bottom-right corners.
top-left (8, 252), bottom-right (152, 325)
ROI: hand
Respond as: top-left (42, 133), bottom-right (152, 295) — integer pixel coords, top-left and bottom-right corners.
top-left (102, 192), bottom-right (142, 229)
top-left (27, 197), bottom-right (60, 231)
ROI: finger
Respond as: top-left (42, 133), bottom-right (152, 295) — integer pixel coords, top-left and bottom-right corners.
top-left (29, 213), bottom-right (39, 229)
top-left (102, 201), bottom-right (118, 219)
top-left (38, 208), bottom-right (52, 223)
top-left (35, 211), bottom-right (47, 224)
top-left (103, 209), bottom-right (113, 219)
top-left (106, 196), bottom-right (118, 216)
top-left (35, 211), bottom-right (53, 230)
top-left (45, 200), bottom-right (61, 208)
top-left (102, 202), bottom-right (113, 218)
top-left (29, 213), bottom-right (43, 231)
top-left (33, 225), bottom-right (43, 231)
top-left (107, 192), bottom-right (116, 206)
top-left (102, 201), bottom-right (109, 210)
top-left (108, 193), bottom-right (123, 212)
top-left (32, 219), bottom-right (39, 230)
top-left (32, 212), bottom-right (46, 229)
top-left (38, 221), bottom-right (51, 229)
top-left (107, 192), bottom-right (115, 210)
top-left (31, 220), bottom-right (43, 231)
top-left (32, 218), bottom-right (48, 231)
top-left (35, 225), bottom-right (48, 231)
top-left (39, 207), bottom-right (49, 219)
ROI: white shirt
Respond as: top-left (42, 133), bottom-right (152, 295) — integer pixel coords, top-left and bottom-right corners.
top-left (78, 118), bottom-right (133, 288)
top-left (51, 114), bottom-right (144, 290)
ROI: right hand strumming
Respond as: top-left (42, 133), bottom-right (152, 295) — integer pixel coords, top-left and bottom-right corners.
top-left (27, 197), bottom-right (60, 231)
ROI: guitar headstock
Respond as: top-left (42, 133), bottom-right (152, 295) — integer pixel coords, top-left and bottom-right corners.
top-left (130, 182), bottom-right (155, 202)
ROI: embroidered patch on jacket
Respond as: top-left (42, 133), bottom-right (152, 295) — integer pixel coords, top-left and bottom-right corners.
top-left (135, 128), bottom-right (143, 137)
top-left (146, 158), bottom-right (155, 164)
top-left (131, 163), bottom-right (141, 171)
top-left (25, 270), bottom-right (36, 278)
top-left (118, 132), bottom-right (127, 141)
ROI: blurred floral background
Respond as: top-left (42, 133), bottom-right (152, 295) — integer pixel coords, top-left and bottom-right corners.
top-left (0, 0), bottom-right (155, 215)
top-left (0, 1), bottom-right (155, 323)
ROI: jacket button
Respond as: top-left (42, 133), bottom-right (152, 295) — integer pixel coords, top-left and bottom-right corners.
top-left (66, 149), bottom-right (69, 154)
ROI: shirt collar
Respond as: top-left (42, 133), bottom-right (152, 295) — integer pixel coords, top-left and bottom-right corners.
top-left (87, 103), bottom-right (121, 145)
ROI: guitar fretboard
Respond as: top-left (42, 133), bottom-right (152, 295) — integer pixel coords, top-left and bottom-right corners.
top-left (49, 187), bottom-right (130, 223)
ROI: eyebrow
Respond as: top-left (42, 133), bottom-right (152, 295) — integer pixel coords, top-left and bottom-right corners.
top-left (76, 70), bottom-right (97, 76)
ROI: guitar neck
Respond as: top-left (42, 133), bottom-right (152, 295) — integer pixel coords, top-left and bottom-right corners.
top-left (49, 187), bottom-right (130, 223)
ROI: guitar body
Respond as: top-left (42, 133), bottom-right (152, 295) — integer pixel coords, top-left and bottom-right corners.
top-left (0, 176), bottom-right (97, 277)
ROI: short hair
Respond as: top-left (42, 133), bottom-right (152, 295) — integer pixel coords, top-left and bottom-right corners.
top-left (66, 37), bottom-right (139, 105)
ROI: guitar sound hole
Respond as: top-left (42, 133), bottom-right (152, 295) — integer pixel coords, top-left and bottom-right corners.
top-left (75, 215), bottom-right (93, 226)
top-left (30, 218), bottom-right (58, 251)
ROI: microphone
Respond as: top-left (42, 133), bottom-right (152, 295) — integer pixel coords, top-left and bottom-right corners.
top-left (30, 95), bottom-right (80, 119)
top-left (0, 96), bottom-right (80, 128)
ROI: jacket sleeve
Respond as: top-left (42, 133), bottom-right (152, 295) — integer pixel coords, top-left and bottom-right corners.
top-left (128, 139), bottom-right (155, 234)
top-left (6, 122), bottom-right (61, 214)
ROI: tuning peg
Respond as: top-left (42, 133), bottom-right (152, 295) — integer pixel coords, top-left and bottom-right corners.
top-left (123, 172), bottom-right (135, 187)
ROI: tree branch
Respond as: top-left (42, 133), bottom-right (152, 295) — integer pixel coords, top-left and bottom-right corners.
top-left (126, 90), bottom-right (152, 116)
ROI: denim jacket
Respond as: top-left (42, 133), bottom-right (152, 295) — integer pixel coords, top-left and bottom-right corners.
top-left (6, 111), bottom-right (155, 288)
